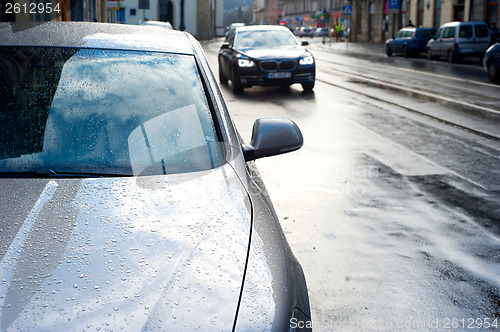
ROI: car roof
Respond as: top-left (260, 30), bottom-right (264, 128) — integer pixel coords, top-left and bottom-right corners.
top-left (0, 22), bottom-right (195, 54)
top-left (440, 21), bottom-right (488, 28)
top-left (138, 20), bottom-right (173, 29)
top-left (235, 25), bottom-right (291, 32)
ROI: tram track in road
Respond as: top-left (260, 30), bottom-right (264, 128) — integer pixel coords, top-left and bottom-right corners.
top-left (315, 68), bottom-right (500, 143)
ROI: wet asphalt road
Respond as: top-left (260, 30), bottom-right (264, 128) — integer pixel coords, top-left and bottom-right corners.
top-left (202, 38), bottom-right (500, 331)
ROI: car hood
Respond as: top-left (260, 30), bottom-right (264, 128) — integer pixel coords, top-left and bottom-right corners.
top-left (238, 46), bottom-right (309, 60)
top-left (0, 165), bottom-right (251, 331)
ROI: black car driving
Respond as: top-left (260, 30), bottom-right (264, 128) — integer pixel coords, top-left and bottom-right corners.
top-left (218, 25), bottom-right (315, 94)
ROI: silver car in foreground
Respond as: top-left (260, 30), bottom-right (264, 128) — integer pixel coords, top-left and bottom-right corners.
top-left (0, 22), bottom-right (311, 331)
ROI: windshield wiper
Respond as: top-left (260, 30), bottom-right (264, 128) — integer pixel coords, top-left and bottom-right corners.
top-left (0, 171), bottom-right (133, 178)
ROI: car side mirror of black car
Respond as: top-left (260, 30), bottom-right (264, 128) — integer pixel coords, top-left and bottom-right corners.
top-left (243, 118), bottom-right (303, 161)
top-left (301, 40), bottom-right (309, 46)
top-left (221, 42), bottom-right (231, 49)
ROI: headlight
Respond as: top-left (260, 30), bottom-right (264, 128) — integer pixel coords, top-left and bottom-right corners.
top-left (238, 59), bottom-right (255, 67)
top-left (299, 56), bottom-right (314, 65)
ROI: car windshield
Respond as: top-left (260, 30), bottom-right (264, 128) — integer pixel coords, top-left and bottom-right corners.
top-left (0, 47), bottom-right (224, 177)
top-left (234, 29), bottom-right (299, 49)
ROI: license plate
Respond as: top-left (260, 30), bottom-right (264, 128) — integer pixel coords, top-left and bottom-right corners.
top-left (268, 72), bottom-right (291, 79)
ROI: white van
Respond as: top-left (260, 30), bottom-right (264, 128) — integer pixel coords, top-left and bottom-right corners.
top-left (426, 21), bottom-right (490, 63)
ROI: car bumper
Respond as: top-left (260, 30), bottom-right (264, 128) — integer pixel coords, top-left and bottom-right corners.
top-left (235, 66), bottom-right (315, 87)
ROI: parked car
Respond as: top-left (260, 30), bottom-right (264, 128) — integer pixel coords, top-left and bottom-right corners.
top-left (0, 22), bottom-right (312, 331)
top-left (218, 25), bottom-right (315, 94)
top-left (315, 27), bottom-right (329, 37)
top-left (138, 20), bottom-right (173, 29)
top-left (299, 27), bottom-right (314, 38)
top-left (385, 27), bottom-right (436, 57)
top-left (426, 21), bottom-right (490, 63)
top-left (484, 42), bottom-right (500, 83)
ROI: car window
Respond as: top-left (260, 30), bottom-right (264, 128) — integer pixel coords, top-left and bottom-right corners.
top-left (459, 25), bottom-right (473, 38)
top-left (475, 24), bottom-right (490, 38)
top-left (234, 29), bottom-right (299, 49)
top-left (443, 27), bottom-right (456, 38)
top-left (227, 30), bottom-right (235, 45)
top-left (417, 29), bottom-right (435, 38)
top-left (0, 47), bottom-right (224, 177)
top-left (395, 30), bottom-right (404, 38)
top-left (435, 28), bottom-right (443, 39)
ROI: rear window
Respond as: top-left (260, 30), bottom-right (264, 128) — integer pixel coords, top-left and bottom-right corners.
top-left (475, 24), bottom-right (490, 38)
top-left (459, 25), bottom-right (473, 38)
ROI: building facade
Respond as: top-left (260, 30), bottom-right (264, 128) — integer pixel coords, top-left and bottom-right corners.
top-left (0, 0), bottom-right (107, 22)
top-left (281, 0), bottom-right (498, 43)
top-left (254, 0), bottom-right (266, 24)
top-left (1, 0), bottom-right (224, 40)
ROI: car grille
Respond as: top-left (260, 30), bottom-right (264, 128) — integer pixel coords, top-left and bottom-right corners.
top-left (260, 61), bottom-right (278, 71)
top-left (259, 60), bottom-right (297, 72)
top-left (279, 60), bottom-right (297, 71)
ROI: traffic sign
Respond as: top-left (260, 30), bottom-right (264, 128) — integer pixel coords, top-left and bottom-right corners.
top-left (342, 5), bottom-right (352, 15)
top-left (388, 0), bottom-right (399, 12)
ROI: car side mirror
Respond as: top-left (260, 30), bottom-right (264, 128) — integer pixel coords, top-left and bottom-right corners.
top-left (221, 42), bottom-right (231, 49)
top-left (243, 118), bottom-right (303, 161)
top-left (301, 40), bottom-right (309, 46)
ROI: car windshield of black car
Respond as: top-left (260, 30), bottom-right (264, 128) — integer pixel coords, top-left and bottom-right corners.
top-left (0, 47), bottom-right (224, 177)
top-left (234, 30), bottom-right (299, 49)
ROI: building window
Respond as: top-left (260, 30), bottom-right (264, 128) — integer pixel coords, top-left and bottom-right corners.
top-left (369, 2), bottom-right (375, 41)
top-left (434, 0), bottom-right (441, 27)
top-left (417, 0), bottom-right (424, 26)
top-left (487, 0), bottom-right (498, 26)
top-left (356, 2), bottom-right (362, 34)
top-left (400, 0), bottom-right (407, 27)
top-left (454, 0), bottom-right (464, 21)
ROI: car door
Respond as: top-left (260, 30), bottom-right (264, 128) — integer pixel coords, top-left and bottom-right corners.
top-left (457, 23), bottom-right (474, 55)
top-left (402, 30), bottom-right (413, 51)
top-left (473, 23), bottom-right (491, 54)
top-left (393, 30), bottom-right (405, 53)
top-left (430, 27), bottom-right (443, 56)
top-left (219, 30), bottom-right (236, 79)
top-left (441, 26), bottom-right (456, 56)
